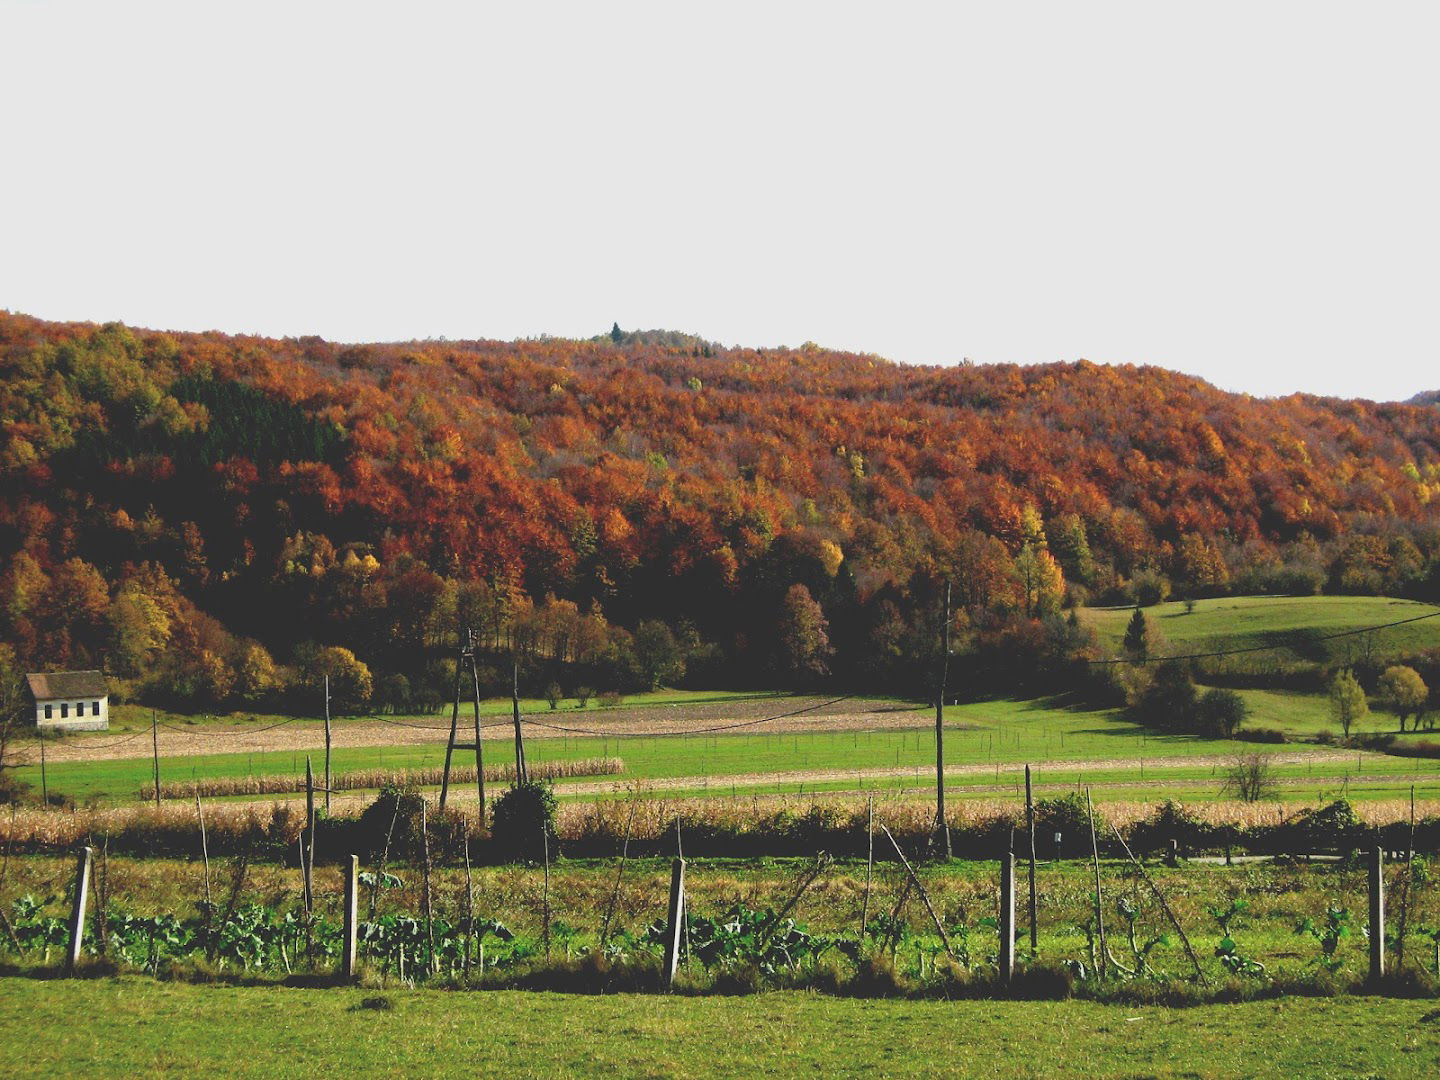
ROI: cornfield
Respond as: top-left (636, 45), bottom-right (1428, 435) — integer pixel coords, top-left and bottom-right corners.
top-left (6, 790), bottom-right (1435, 860)
top-left (142, 756), bottom-right (624, 801)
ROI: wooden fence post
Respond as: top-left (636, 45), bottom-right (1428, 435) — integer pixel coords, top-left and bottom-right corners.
top-left (1370, 845), bottom-right (1385, 981)
top-left (323, 676), bottom-right (332, 816)
top-left (302, 757), bottom-right (315, 916)
top-left (343, 854), bottom-right (359, 980)
top-left (151, 711), bottom-right (161, 803)
top-left (65, 846), bottom-right (93, 971)
top-left (662, 856), bottom-right (686, 988)
top-left (1025, 764), bottom-right (1037, 955)
top-left (1000, 845), bottom-right (1015, 983)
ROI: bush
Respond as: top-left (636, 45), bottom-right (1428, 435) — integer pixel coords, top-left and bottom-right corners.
top-left (1197, 688), bottom-right (1248, 738)
top-left (355, 786), bottom-right (420, 859)
top-left (597, 690), bottom-right (624, 708)
top-left (490, 780), bottom-right (558, 862)
top-left (1236, 727), bottom-right (1288, 744)
top-left (544, 682), bottom-right (562, 710)
top-left (1034, 793), bottom-right (1095, 858)
top-left (1130, 799), bottom-right (1212, 854)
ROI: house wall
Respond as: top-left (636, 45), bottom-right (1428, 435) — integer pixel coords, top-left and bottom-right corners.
top-left (35, 696), bottom-right (110, 732)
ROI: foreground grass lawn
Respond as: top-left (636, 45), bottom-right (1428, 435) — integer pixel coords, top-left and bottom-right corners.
top-left (2, 977), bottom-right (1438, 1078)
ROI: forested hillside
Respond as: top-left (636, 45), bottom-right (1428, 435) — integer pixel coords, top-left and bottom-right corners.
top-left (3, 311), bottom-right (1440, 710)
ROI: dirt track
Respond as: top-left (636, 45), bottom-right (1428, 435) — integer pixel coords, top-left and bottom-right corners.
top-left (17, 697), bottom-right (931, 765)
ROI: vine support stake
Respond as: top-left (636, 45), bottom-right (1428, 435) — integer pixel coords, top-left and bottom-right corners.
top-left (881, 825), bottom-right (954, 959)
top-left (1025, 764), bottom-right (1038, 955)
top-left (1000, 844), bottom-right (1015, 983)
top-left (323, 675), bottom-right (332, 816)
top-left (1370, 845), bottom-right (1385, 982)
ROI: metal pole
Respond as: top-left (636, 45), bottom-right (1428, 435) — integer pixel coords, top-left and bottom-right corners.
top-left (1000, 845), bottom-right (1016, 982)
top-left (662, 857), bottom-right (686, 988)
top-left (65, 846), bottom-right (93, 971)
top-left (343, 853), bottom-right (358, 980)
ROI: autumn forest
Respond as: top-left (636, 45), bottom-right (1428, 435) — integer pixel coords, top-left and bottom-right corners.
top-left (3, 311), bottom-right (1439, 714)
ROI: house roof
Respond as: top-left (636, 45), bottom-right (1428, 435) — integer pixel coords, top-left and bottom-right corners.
top-left (26, 671), bottom-right (108, 700)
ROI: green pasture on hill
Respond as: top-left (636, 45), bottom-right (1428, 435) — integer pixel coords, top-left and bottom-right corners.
top-left (1084, 594), bottom-right (1440, 665)
top-left (1, 978), bottom-right (1438, 1079)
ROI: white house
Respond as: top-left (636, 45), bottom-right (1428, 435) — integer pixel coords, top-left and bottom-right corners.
top-left (27, 670), bottom-right (110, 732)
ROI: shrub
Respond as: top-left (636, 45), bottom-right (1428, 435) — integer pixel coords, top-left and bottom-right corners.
top-left (597, 690), bottom-right (624, 708)
top-left (1130, 799), bottom-right (1212, 854)
top-left (574, 685), bottom-right (593, 708)
top-left (1197, 688), bottom-right (1248, 738)
top-left (1220, 754), bottom-right (1279, 803)
top-left (354, 785), bottom-right (426, 863)
top-left (544, 682), bottom-right (562, 710)
top-left (490, 780), bottom-right (558, 862)
top-left (1236, 727), bottom-right (1288, 744)
top-left (1034, 793), bottom-right (1095, 858)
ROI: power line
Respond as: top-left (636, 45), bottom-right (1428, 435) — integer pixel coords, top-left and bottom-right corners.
top-left (368, 695), bottom-right (857, 739)
top-left (518, 695), bottom-right (857, 738)
top-left (157, 717), bottom-right (301, 736)
top-left (1088, 605), bottom-right (1440, 666)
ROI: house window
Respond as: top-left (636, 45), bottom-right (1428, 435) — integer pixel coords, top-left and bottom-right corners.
top-left (44, 704), bottom-right (52, 719)
top-left (78, 702), bottom-right (87, 717)
top-left (61, 703), bottom-right (69, 718)
top-left (93, 701), bottom-right (101, 714)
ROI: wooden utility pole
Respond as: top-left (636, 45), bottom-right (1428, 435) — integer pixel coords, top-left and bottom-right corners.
top-left (470, 640), bottom-right (485, 819)
top-left (151, 710), bottom-right (161, 803)
top-left (933, 582), bottom-right (952, 858)
top-left (1025, 764), bottom-right (1038, 953)
top-left (440, 634), bottom-right (466, 811)
top-left (65, 846), bottom-right (93, 971)
top-left (512, 659), bottom-right (528, 783)
top-left (441, 629), bottom-right (487, 818)
top-left (323, 675), bottom-right (332, 815)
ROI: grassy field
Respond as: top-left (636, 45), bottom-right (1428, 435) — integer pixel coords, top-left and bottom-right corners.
top-left (19, 693), bottom-right (1440, 807)
top-left (8, 696), bottom-right (1347, 802)
top-left (2, 976), bottom-right (1437, 1078)
top-left (1085, 594), bottom-right (1440, 666)
top-left (13, 596), bottom-right (1440, 809)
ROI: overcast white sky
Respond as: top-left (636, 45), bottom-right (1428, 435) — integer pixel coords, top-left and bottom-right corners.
top-left (3, 2), bottom-right (1437, 401)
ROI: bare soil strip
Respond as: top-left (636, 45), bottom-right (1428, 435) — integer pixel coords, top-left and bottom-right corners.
top-left (20, 697), bottom-right (928, 764)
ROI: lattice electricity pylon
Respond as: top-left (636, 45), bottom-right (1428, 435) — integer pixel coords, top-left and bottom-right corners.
top-left (439, 627), bottom-right (486, 818)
